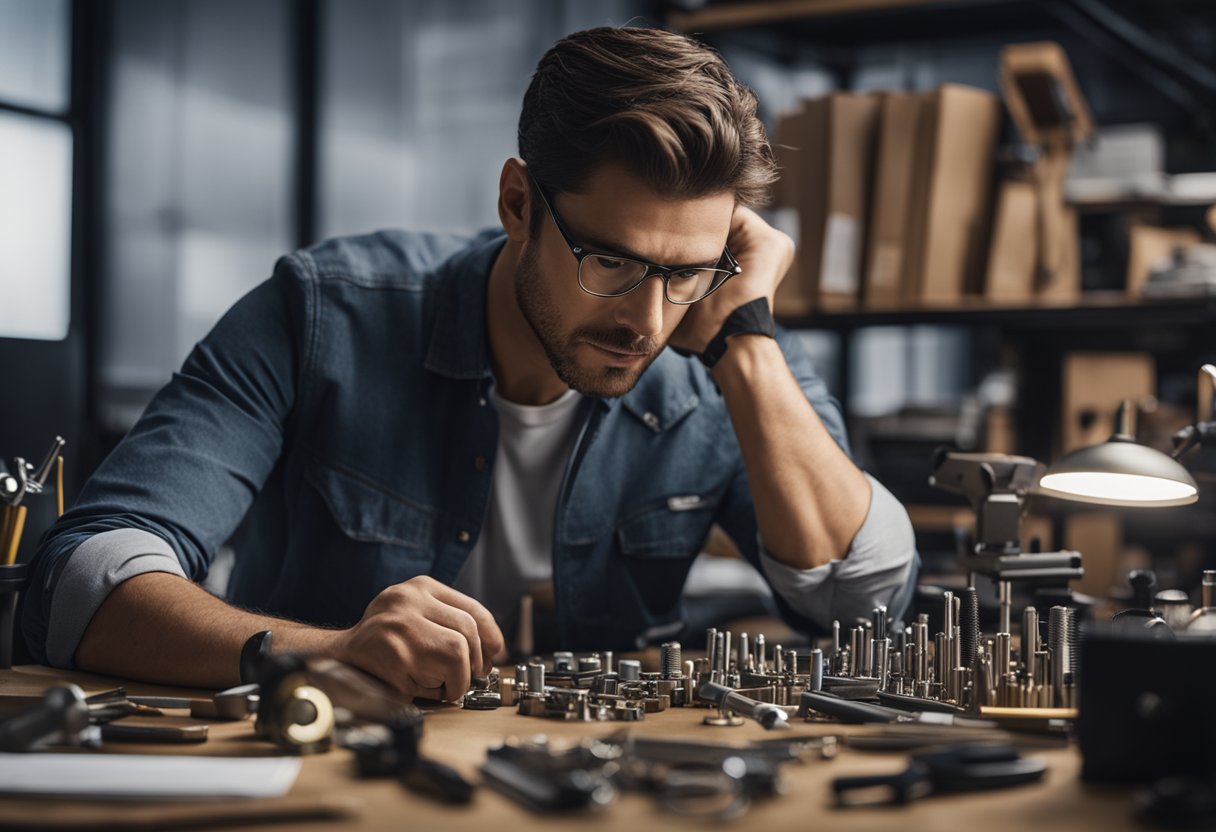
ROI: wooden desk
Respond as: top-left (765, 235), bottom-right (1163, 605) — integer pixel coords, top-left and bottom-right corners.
top-left (0, 666), bottom-right (1136, 830)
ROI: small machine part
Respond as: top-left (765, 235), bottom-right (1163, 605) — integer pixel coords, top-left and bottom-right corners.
top-left (1112, 571), bottom-right (1173, 636)
top-left (347, 712), bottom-right (474, 804)
top-left (809, 648), bottom-right (824, 692)
top-left (660, 642), bottom-right (682, 679)
top-left (0, 684), bottom-right (97, 752)
top-left (527, 662), bottom-right (546, 694)
top-left (960, 588), bottom-right (980, 669)
top-left (462, 669), bottom-right (502, 710)
top-left (253, 653), bottom-right (411, 754)
top-left (258, 678), bottom-right (335, 754)
top-left (1048, 606), bottom-right (1075, 707)
top-left (190, 682), bottom-right (259, 720)
top-left (1186, 571), bottom-right (1216, 634)
top-left (1154, 589), bottom-right (1192, 631)
top-left (1021, 606), bottom-right (1039, 659)
top-left (619, 659), bottom-right (641, 681)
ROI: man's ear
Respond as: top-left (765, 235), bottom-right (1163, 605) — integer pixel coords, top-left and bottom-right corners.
top-left (498, 158), bottom-right (533, 243)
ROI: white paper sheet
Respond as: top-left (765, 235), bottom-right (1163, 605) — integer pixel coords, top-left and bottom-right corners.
top-left (0, 754), bottom-right (302, 799)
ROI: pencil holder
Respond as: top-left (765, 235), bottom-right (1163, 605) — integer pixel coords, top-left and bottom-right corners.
top-left (0, 562), bottom-right (29, 669)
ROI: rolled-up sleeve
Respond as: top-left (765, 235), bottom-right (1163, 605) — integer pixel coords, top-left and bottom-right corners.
top-left (758, 473), bottom-right (916, 630)
top-left (45, 529), bottom-right (187, 668)
top-left (21, 256), bottom-right (309, 667)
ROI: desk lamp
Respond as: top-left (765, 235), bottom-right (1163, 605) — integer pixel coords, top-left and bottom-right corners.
top-left (1038, 399), bottom-right (1199, 507)
top-left (931, 369), bottom-right (1210, 632)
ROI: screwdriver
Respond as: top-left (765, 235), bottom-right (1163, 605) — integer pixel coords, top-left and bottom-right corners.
top-left (800, 691), bottom-right (996, 728)
top-left (697, 680), bottom-right (790, 730)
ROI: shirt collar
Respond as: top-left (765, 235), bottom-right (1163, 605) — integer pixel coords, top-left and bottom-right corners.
top-left (424, 230), bottom-right (505, 380)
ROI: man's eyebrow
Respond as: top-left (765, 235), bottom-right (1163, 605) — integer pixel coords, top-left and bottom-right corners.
top-left (578, 233), bottom-right (723, 270)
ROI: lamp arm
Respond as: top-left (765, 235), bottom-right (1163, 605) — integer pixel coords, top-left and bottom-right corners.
top-left (1172, 421), bottom-right (1216, 459)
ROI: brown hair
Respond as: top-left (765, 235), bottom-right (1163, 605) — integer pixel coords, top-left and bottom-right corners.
top-left (519, 26), bottom-right (776, 227)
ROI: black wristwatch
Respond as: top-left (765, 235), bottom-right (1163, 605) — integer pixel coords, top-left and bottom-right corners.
top-left (698, 297), bottom-right (777, 368)
top-left (239, 630), bottom-right (274, 684)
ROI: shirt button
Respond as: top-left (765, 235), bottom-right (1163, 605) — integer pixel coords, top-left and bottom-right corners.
top-left (474, 455), bottom-right (488, 471)
top-left (457, 530), bottom-right (471, 543)
top-left (643, 411), bottom-right (660, 430)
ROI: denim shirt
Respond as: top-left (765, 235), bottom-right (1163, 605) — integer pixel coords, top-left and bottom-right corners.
top-left (23, 230), bottom-right (916, 665)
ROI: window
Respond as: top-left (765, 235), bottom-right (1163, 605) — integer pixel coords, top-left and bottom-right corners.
top-left (0, 0), bottom-right (73, 341)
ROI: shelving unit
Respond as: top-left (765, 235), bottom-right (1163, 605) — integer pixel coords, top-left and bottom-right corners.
top-left (669, 1), bottom-right (1216, 567)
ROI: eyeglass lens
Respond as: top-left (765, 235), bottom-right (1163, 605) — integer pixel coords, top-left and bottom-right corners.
top-left (579, 255), bottom-right (728, 303)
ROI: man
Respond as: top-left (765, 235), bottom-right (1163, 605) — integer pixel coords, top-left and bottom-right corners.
top-left (23, 27), bottom-right (916, 702)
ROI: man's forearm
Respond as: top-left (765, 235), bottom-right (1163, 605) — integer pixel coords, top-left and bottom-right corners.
top-left (712, 335), bottom-right (870, 569)
top-left (74, 572), bottom-right (339, 688)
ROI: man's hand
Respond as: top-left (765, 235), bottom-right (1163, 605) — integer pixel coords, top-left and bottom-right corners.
top-left (328, 576), bottom-right (506, 703)
top-left (668, 206), bottom-right (794, 355)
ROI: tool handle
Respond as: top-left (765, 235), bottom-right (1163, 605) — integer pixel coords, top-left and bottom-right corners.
top-left (833, 764), bottom-right (933, 806)
top-left (799, 691), bottom-right (900, 724)
top-left (0, 686), bottom-right (88, 752)
top-left (481, 751), bottom-right (609, 812)
top-left (402, 757), bottom-right (475, 805)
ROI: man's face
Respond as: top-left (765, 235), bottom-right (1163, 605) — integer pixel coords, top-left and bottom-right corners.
top-left (515, 165), bottom-right (736, 398)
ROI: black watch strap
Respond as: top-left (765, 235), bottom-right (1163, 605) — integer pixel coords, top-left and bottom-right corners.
top-left (239, 630), bottom-right (274, 685)
top-left (699, 297), bottom-right (777, 368)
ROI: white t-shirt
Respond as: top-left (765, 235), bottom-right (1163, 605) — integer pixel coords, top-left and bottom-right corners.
top-left (452, 386), bottom-right (584, 635)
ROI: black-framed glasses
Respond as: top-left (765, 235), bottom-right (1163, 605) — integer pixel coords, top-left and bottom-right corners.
top-left (534, 183), bottom-right (742, 305)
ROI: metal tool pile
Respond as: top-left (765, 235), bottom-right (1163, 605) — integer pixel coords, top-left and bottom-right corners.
top-left (465, 628), bottom-right (852, 728)
top-left (473, 588), bottom-right (1087, 730)
top-left (830, 594), bottom-right (1080, 711)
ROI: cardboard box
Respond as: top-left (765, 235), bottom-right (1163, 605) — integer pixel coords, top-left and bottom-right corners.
top-left (1000, 42), bottom-right (1095, 304)
top-left (985, 178), bottom-right (1039, 303)
top-left (1061, 352), bottom-right (1155, 453)
top-left (1065, 512), bottom-right (1125, 599)
top-left (1126, 224), bottom-right (1202, 297)
top-left (902, 84), bottom-right (1000, 305)
top-left (1040, 202), bottom-right (1080, 303)
top-left (864, 92), bottom-right (930, 307)
top-left (772, 93), bottom-right (881, 315)
top-left (771, 106), bottom-right (814, 316)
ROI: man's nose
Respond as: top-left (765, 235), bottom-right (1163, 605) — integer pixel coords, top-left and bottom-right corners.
top-left (612, 274), bottom-right (666, 339)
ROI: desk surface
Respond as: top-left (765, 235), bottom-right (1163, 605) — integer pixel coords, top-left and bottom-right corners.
top-left (0, 665), bottom-right (1136, 831)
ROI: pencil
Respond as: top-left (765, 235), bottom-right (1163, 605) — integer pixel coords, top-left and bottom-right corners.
top-left (3, 505), bottom-right (25, 565)
top-left (56, 456), bottom-right (64, 517)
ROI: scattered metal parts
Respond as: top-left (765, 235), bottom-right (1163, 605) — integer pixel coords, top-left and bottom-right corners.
top-left (0, 684), bottom-right (98, 751)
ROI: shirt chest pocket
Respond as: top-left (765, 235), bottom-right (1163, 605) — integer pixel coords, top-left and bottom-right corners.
top-left (615, 494), bottom-right (715, 560)
top-left (305, 463), bottom-right (437, 552)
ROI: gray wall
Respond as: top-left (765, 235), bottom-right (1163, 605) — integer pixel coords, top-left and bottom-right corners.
top-left (99, 0), bottom-right (650, 429)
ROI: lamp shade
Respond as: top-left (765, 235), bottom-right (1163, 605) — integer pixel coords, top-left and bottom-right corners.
top-left (1039, 436), bottom-right (1199, 507)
